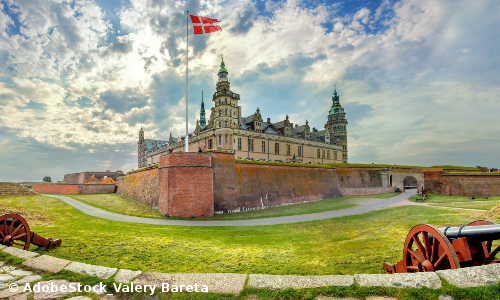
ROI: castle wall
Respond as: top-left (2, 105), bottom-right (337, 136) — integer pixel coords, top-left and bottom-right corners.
top-left (34, 184), bottom-right (115, 194)
top-left (341, 187), bottom-right (396, 195)
top-left (212, 153), bottom-right (342, 212)
top-left (119, 168), bottom-right (159, 207)
top-left (425, 173), bottom-right (500, 196)
top-left (335, 168), bottom-right (384, 188)
top-left (158, 153), bottom-right (213, 218)
top-left (63, 173), bottom-right (81, 184)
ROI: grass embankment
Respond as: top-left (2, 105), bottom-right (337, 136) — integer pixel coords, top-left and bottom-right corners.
top-left (2, 195), bottom-right (499, 277)
top-left (65, 193), bottom-right (398, 220)
top-left (68, 194), bottom-right (163, 219)
top-left (408, 193), bottom-right (500, 210)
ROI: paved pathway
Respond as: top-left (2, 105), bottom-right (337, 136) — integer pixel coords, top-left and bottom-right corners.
top-left (45, 192), bottom-right (416, 226)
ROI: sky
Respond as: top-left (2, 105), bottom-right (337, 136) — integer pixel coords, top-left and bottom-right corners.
top-left (1, 0), bottom-right (499, 182)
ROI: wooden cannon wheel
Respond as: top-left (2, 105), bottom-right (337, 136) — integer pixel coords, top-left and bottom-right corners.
top-left (468, 220), bottom-right (500, 264)
top-left (0, 214), bottom-right (31, 251)
top-left (403, 224), bottom-right (460, 272)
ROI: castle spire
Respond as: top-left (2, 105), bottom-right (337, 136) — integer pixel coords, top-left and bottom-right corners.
top-left (200, 91), bottom-right (206, 129)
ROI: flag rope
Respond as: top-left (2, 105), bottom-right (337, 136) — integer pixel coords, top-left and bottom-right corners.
top-left (185, 10), bottom-right (189, 152)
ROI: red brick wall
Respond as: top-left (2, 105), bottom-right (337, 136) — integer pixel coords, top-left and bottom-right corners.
top-left (212, 153), bottom-right (342, 212)
top-left (119, 168), bottom-right (159, 207)
top-left (425, 174), bottom-right (500, 196)
top-left (158, 153), bottom-right (213, 218)
top-left (33, 184), bottom-right (115, 194)
top-left (334, 168), bottom-right (383, 188)
top-left (341, 187), bottom-right (396, 195)
top-left (34, 184), bottom-right (80, 194)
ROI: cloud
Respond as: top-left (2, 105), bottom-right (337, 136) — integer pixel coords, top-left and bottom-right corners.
top-left (229, 5), bottom-right (257, 35)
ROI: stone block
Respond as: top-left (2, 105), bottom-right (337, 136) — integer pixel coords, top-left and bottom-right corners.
top-left (9, 270), bottom-right (32, 277)
top-left (2, 248), bottom-right (39, 260)
top-left (248, 274), bottom-right (354, 289)
top-left (13, 275), bottom-right (43, 286)
top-left (436, 264), bottom-right (500, 288)
top-left (23, 255), bottom-right (71, 273)
top-left (65, 297), bottom-right (93, 300)
top-left (134, 272), bottom-right (247, 294)
top-left (1, 266), bottom-right (16, 272)
top-left (354, 273), bottom-right (441, 289)
top-left (114, 269), bottom-right (142, 283)
top-left (9, 292), bottom-right (29, 300)
top-left (64, 262), bottom-right (117, 279)
top-left (0, 286), bottom-right (25, 299)
top-left (0, 274), bottom-right (15, 282)
top-left (33, 280), bottom-right (78, 300)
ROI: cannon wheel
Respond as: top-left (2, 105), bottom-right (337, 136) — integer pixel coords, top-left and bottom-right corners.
top-left (0, 214), bottom-right (31, 251)
top-left (403, 224), bottom-right (460, 272)
top-left (468, 220), bottom-right (500, 263)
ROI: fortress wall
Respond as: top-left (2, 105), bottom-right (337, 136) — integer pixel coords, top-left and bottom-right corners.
top-left (34, 184), bottom-right (115, 194)
top-left (78, 184), bottom-right (116, 194)
top-left (120, 168), bottom-right (160, 207)
top-left (213, 153), bottom-right (342, 212)
top-left (341, 187), bottom-right (396, 195)
top-left (34, 184), bottom-right (80, 194)
top-left (158, 153), bottom-right (213, 218)
top-left (335, 168), bottom-right (384, 188)
top-left (426, 174), bottom-right (500, 196)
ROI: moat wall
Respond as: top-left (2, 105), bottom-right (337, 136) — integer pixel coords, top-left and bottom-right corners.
top-left (425, 173), bottom-right (500, 196)
top-left (34, 184), bottom-right (116, 194)
top-left (118, 168), bottom-right (159, 207)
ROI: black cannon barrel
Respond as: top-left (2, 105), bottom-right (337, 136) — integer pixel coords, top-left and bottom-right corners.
top-left (438, 224), bottom-right (500, 241)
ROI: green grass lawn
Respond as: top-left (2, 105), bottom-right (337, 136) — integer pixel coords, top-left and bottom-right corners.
top-left (68, 194), bottom-right (164, 218)
top-left (429, 200), bottom-right (500, 211)
top-left (63, 192), bottom-right (398, 220)
top-left (409, 193), bottom-right (500, 204)
top-left (2, 195), bottom-right (498, 277)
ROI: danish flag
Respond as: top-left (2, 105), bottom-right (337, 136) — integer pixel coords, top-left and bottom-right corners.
top-left (190, 15), bottom-right (222, 34)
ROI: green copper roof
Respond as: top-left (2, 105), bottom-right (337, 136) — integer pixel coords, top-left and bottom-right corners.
top-left (218, 59), bottom-right (228, 75)
top-left (328, 89), bottom-right (345, 115)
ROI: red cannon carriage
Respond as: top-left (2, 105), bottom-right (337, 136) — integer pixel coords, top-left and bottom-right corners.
top-left (0, 213), bottom-right (61, 251)
top-left (384, 220), bottom-right (499, 273)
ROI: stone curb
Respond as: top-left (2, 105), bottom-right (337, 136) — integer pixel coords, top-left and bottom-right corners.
top-left (1, 247), bottom-right (499, 294)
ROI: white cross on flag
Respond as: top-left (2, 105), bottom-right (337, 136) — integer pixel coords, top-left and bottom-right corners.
top-left (190, 15), bottom-right (222, 34)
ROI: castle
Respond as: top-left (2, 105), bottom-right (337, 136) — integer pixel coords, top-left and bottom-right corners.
top-left (138, 58), bottom-right (348, 167)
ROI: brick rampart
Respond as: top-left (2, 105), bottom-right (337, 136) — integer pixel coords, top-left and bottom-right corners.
top-left (425, 174), bottom-right (500, 196)
top-left (212, 153), bottom-right (342, 212)
top-left (34, 184), bottom-right (115, 194)
top-left (119, 168), bottom-right (159, 207)
top-left (158, 152), bottom-right (213, 218)
top-left (341, 187), bottom-right (396, 195)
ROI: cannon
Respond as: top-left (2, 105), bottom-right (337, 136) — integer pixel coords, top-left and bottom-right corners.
top-left (0, 214), bottom-right (61, 251)
top-left (384, 220), bottom-right (500, 273)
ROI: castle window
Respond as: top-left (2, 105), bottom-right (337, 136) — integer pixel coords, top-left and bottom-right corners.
top-left (225, 121), bottom-right (227, 127)
top-left (218, 122), bottom-right (221, 128)
top-left (275, 143), bottom-right (279, 154)
top-left (298, 146), bottom-right (302, 157)
top-left (209, 139), bottom-right (213, 149)
top-left (322, 149), bottom-right (325, 159)
top-left (317, 149), bottom-right (320, 158)
top-left (262, 141), bottom-right (266, 153)
top-left (334, 151), bottom-right (338, 160)
top-left (219, 135), bottom-right (222, 145)
top-left (219, 110), bottom-right (221, 116)
top-left (286, 144), bottom-right (290, 156)
top-left (327, 150), bottom-right (330, 159)
top-left (225, 135), bottom-right (228, 144)
top-left (219, 100), bottom-right (221, 105)
top-left (249, 139), bottom-right (254, 152)
top-left (225, 109), bottom-right (227, 116)
top-left (225, 98), bottom-right (227, 104)
top-left (238, 138), bottom-right (242, 150)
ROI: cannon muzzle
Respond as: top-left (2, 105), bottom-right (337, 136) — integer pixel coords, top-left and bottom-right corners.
top-left (438, 224), bottom-right (500, 242)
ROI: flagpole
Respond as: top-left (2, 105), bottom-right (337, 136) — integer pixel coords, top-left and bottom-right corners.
top-left (185, 10), bottom-right (189, 152)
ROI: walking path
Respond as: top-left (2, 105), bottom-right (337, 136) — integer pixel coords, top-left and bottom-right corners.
top-left (45, 192), bottom-right (417, 226)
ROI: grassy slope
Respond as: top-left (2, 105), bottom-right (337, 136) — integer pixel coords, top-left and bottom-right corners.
top-left (430, 200), bottom-right (500, 210)
top-left (3, 195), bottom-right (498, 277)
top-left (62, 193), bottom-right (398, 220)
top-left (409, 193), bottom-right (500, 204)
top-left (68, 194), bottom-right (163, 218)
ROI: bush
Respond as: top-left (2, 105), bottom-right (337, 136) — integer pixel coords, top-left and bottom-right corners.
top-left (42, 176), bottom-right (52, 183)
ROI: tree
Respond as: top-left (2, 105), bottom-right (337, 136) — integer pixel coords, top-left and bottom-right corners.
top-left (116, 170), bottom-right (124, 174)
top-left (42, 176), bottom-right (52, 182)
top-left (105, 170), bottom-right (111, 172)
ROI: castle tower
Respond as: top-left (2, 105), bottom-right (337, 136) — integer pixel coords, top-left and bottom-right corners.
top-left (213, 56), bottom-right (241, 150)
top-left (200, 91), bottom-right (206, 129)
top-left (137, 126), bottom-right (146, 168)
top-left (325, 84), bottom-right (348, 162)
